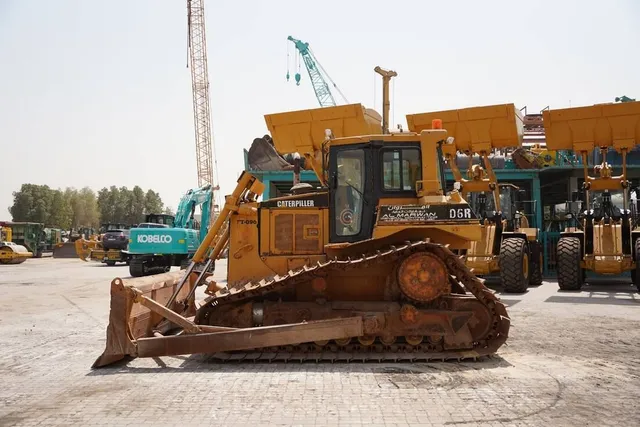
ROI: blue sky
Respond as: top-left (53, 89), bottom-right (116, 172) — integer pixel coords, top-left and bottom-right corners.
top-left (0, 0), bottom-right (638, 218)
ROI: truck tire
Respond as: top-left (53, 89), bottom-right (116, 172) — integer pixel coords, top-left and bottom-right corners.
top-left (499, 238), bottom-right (530, 293)
top-left (129, 259), bottom-right (146, 277)
top-left (105, 260), bottom-right (116, 266)
top-left (529, 249), bottom-right (543, 287)
top-left (556, 237), bottom-right (583, 291)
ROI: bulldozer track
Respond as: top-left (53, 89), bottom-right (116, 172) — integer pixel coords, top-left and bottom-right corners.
top-left (195, 240), bottom-right (510, 362)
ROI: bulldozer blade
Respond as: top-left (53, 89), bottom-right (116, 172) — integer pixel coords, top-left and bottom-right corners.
top-left (136, 317), bottom-right (364, 359)
top-left (93, 271), bottom-right (197, 368)
top-left (52, 242), bottom-right (79, 258)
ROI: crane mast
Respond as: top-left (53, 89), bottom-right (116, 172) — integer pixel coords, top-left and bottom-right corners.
top-left (187, 0), bottom-right (220, 216)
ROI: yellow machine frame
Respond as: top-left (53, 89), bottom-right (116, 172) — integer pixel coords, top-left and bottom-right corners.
top-left (407, 106), bottom-right (542, 292)
top-left (544, 101), bottom-right (640, 290)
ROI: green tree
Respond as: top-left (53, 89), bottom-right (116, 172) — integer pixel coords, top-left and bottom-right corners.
top-left (79, 187), bottom-right (100, 227)
top-left (9, 184), bottom-right (54, 224)
top-left (48, 190), bottom-right (73, 229)
top-left (113, 187), bottom-right (129, 225)
top-left (131, 186), bottom-right (146, 223)
top-left (11, 183), bottom-right (165, 229)
top-left (97, 188), bottom-right (112, 224)
top-left (144, 189), bottom-right (163, 214)
top-left (65, 187), bottom-right (100, 228)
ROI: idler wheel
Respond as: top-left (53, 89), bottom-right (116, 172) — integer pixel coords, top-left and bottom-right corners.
top-left (358, 336), bottom-right (375, 346)
top-left (397, 252), bottom-right (450, 302)
top-left (406, 335), bottom-right (423, 345)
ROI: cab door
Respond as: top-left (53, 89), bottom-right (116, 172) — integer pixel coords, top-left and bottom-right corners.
top-left (328, 144), bottom-right (375, 243)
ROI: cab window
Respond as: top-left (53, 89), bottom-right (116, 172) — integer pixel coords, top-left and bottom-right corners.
top-left (382, 149), bottom-right (421, 191)
top-left (335, 149), bottom-right (365, 236)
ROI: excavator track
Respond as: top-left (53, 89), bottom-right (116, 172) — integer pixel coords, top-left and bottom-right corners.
top-left (194, 240), bottom-right (510, 362)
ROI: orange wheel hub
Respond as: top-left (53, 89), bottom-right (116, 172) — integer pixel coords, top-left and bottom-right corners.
top-left (397, 252), bottom-right (450, 302)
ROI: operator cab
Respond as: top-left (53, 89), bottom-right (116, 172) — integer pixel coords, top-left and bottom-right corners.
top-left (143, 214), bottom-right (175, 228)
top-left (328, 136), bottom-right (446, 243)
top-left (468, 184), bottom-right (526, 231)
top-left (136, 223), bottom-right (170, 229)
top-left (569, 188), bottom-right (631, 224)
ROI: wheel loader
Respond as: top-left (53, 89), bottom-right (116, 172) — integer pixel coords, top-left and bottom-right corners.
top-left (543, 100), bottom-right (640, 291)
top-left (407, 107), bottom-right (542, 293)
top-left (93, 67), bottom-right (512, 368)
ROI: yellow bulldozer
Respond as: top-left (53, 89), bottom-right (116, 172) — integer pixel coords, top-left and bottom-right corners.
top-left (406, 106), bottom-right (543, 293)
top-left (93, 67), bottom-right (512, 368)
top-left (52, 227), bottom-right (99, 259)
top-left (544, 100), bottom-right (640, 291)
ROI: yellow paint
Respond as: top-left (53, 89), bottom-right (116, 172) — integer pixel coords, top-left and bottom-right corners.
top-left (587, 222), bottom-right (635, 274)
top-left (406, 103), bottom-right (524, 152)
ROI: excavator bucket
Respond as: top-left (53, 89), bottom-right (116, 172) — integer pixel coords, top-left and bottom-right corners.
top-left (247, 136), bottom-right (294, 171)
top-left (0, 243), bottom-right (33, 264)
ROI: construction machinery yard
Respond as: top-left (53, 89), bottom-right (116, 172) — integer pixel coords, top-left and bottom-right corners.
top-left (3, 53), bottom-right (640, 426)
top-left (2, 1), bottom-right (640, 426)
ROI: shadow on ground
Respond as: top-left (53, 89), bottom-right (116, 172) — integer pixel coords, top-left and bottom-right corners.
top-left (86, 353), bottom-right (513, 376)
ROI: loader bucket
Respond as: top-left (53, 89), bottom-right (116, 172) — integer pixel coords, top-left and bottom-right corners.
top-left (93, 271), bottom-right (197, 368)
top-left (0, 243), bottom-right (33, 264)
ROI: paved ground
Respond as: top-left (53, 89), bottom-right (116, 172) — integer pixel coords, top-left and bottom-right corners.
top-left (1, 259), bottom-right (639, 427)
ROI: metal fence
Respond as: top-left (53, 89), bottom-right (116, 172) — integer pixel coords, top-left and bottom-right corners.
top-left (541, 231), bottom-right (560, 277)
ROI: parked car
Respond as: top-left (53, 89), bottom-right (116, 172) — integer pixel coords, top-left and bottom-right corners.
top-left (102, 229), bottom-right (130, 250)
